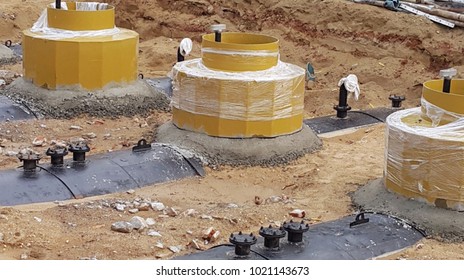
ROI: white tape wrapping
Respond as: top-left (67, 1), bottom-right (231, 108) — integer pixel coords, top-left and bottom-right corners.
top-left (201, 47), bottom-right (279, 57)
top-left (170, 58), bottom-right (305, 121)
top-left (30, 2), bottom-right (118, 40)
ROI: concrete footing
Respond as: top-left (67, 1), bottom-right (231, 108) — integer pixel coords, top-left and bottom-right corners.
top-left (2, 78), bottom-right (170, 118)
top-left (155, 121), bottom-right (322, 166)
top-left (352, 179), bottom-right (464, 242)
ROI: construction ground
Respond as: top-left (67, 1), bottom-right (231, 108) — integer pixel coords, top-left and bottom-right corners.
top-left (1, 0), bottom-right (464, 260)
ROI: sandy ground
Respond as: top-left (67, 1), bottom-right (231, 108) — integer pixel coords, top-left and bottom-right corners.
top-left (1, 0), bottom-right (464, 260)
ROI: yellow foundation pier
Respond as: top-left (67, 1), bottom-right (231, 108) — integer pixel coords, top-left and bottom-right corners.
top-left (22, 2), bottom-right (138, 90)
top-left (171, 32), bottom-right (305, 138)
top-left (385, 77), bottom-right (464, 210)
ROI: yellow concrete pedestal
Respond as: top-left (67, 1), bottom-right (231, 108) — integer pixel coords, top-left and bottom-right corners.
top-left (22, 2), bottom-right (138, 90)
top-left (171, 32), bottom-right (305, 138)
top-left (385, 80), bottom-right (464, 210)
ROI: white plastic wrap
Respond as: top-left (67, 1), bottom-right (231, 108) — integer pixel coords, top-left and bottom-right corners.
top-left (170, 58), bottom-right (305, 121)
top-left (30, 2), bottom-right (118, 40)
top-left (421, 97), bottom-right (464, 126)
top-left (385, 107), bottom-right (464, 208)
top-left (179, 38), bottom-right (193, 56)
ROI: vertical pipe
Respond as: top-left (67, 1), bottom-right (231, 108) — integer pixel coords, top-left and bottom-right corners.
top-left (443, 78), bottom-right (451, 93)
top-left (336, 84), bottom-right (348, 118)
top-left (214, 31), bottom-right (221, 42)
top-left (56, 0), bottom-right (61, 9)
top-left (177, 47), bottom-right (184, 62)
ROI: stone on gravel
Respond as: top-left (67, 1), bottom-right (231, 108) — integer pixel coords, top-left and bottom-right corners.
top-left (145, 218), bottom-right (156, 226)
top-left (126, 189), bottom-right (135, 194)
top-left (130, 216), bottom-right (148, 231)
top-left (164, 207), bottom-right (178, 217)
top-left (150, 202), bottom-right (165, 211)
top-left (147, 229), bottom-right (162, 237)
top-left (155, 242), bottom-right (164, 249)
top-left (128, 209), bottom-right (139, 214)
top-left (138, 202), bottom-right (150, 211)
top-left (115, 204), bottom-right (125, 212)
top-left (111, 221), bottom-right (134, 233)
top-left (168, 246), bottom-right (182, 253)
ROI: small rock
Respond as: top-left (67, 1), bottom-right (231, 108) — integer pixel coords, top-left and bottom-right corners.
top-left (130, 216), bottom-right (148, 231)
top-left (139, 122), bottom-right (148, 128)
top-left (168, 246), bottom-right (182, 253)
top-left (200, 214), bottom-right (213, 220)
top-left (145, 218), bottom-right (156, 226)
top-left (69, 125), bottom-right (82, 130)
top-left (182, 209), bottom-right (197, 217)
top-left (0, 79), bottom-right (5, 86)
top-left (126, 189), bottom-right (135, 194)
top-left (155, 252), bottom-right (172, 259)
top-left (32, 136), bottom-right (47, 147)
top-left (150, 202), bottom-right (165, 211)
top-left (39, 124), bottom-right (47, 128)
top-left (6, 151), bottom-right (17, 157)
top-left (186, 230), bottom-right (193, 235)
top-left (416, 243), bottom-right (424, 250)
top-left (20, 253), bottom-right (28, 260)
top-left (155, 242), bottom-right (164, 249)
top-left (114, 204), bottom-right (125, 212)
top-left (226, 203), bottom-right (239, 208)
top-left (34, 217), bottom-right (42, 223)
top-left (0, 214), bottom-right (8, 220)
top-left (254, 196), bottom-right (263, 205)
top-left (202, 227), bottom-right (219, 242)
top-left (164, 207), bottom-right (178, 217)
top-left (128, 209), bottom-right (139, 214)
top-left (147, 229), bottom-right (162, 237)
top-left (289, 209), bottom-right (305, 218)
top-left (0, 232), bottom-right (4, 242)
top-left (229, 218), bottom-right (238, 225)
top-left (103, 133), bottom-right (111, 139)
top-left (93, 119), bottom-right (105, 125)
top-left (111, 221), bottom-right (134, 233)
top-left (188, 239), bottom-right (201, 250)
top-left (138, 202), bottom-right (150, 211)
top-left (82, 132), bottom-right (97, 139)
top-left (267, 196), bottom-right (282, 204)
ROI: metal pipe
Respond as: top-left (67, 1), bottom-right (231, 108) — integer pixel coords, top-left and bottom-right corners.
top-left (56, 0), bottom-right (61, 9)
top-left (214, 31), bottom-right (222, 42)
top-left (334, 84), bottom-right (351, 118)
top-left (443, 77), bottom-right (451, 93)
top-left (177, 47), bottom-right (184, 62)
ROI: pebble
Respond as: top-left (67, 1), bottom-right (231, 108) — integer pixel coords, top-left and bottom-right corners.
top-left (0, 79), bottom-right (5, 86)
top-left (147, 229), bottom-right (162, 237)
top-left (267, 196), bottom-right (283, 203)
top-left (155, 242), bottom-right (164, 249)
top-left (183, 209), bottom-right (197, 217)
top-left (130, 216), bottom-right (148, 231)
top-left (6, 151), bottom-right (17, 157)
top-left (138, 203), bottom-right (150, 211)
top-left (115, 204), bottom-right (125, 212)
top-left (145, 218), bottom-right (156, 226)
top-left (111, 221), bottom-right (134, 233)
top-left (0, 214), bottom-right (8, 220)
top-left (32, 136), bottom-right (46, 147)
top-left (40, 124), bottom-right (47, 128)
top-left (289, 209), bottom-right (306, 218)
top-left (34, 217), bottom-right (42, 223)
top-left (150, 202), bottom-right (165, 211)
top-left (164, 207), bottom-right (178, 217)
top-left (168, 246), bottom-right (182, 253)
top-left (20, 253), bottom-right (28, 260)
top-left (69, 125), bottom-right (82, 130)
top-left (254, 196), bottom-right (263, 205)
top-left (128, 209), bottom-right (139, 214)
top-left (103, 133), bottom-right (112, 139)
top-left (126, 189), bottom-right (135, 194)
top-left (416, 243), bottom-right (424, 250)
top-left (139, 122), bottom-right (148, 128)
top-left (226, 203), bottom-right (239, 208)
top-left (188, 239), bottom-right (201, 250)
top-left (0, 232), bottom-right (4, 242)
top-left (202, 227), bottom-right (218, 241)
top-left (200, 215), bottom-right (213, 220)
top-left (82, 132), bottom-right (97, 139)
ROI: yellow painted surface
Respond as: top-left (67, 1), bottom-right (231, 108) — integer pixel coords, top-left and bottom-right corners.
top-left (47, 3), bottom-right (115, 31)
top-left (23, 29), bottom-right (138, 90)
top-left (385, 110), bottom-right (464, 210)
top-left (201, 33), bottom-right (279, 72)
top-left (421, 79), bottom-right (464, 124)
top-left (171, 60), bottom-right (305, 138)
